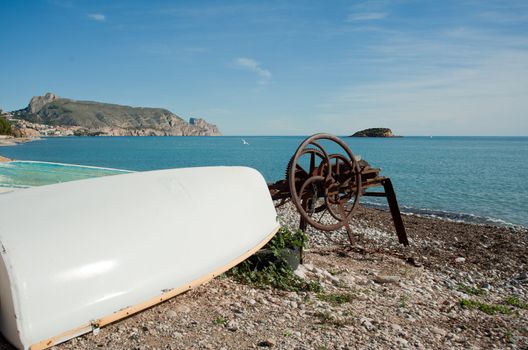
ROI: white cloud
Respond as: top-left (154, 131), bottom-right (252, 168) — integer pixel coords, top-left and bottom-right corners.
top-left (317, 50), bottom-right (528, 135)
top-left (307, 20), bottom-right (528, 136)
top-left (87, 13), bottom-right (106, 22)
top-left (235, 57), bottom-right (272, 84)
top-left (347, 12), bottom-right (388, 21)
top-left (347, 0), bottom-right (390, 22)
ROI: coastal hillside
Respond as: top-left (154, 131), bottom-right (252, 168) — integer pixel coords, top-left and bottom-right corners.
top-left (11, 93), bottom-right (221, 136)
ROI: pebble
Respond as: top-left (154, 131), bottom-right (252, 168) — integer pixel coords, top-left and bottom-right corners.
top-left (360, 317), bottom-right (376, 331)
top-left (166, 310), bottom-right (177, 318)
top-left (294, 265), bottom-right (308, 279)
top-left (391, 324), bottom-right (404, 335)
top-left (373, 275), bottom-right (400, 285)
top-left (480, 283), bottom-right (492, 291)
top-left (303, 263), bottom-right (315, 272)
top-left (175, 305), bottom-right (191, 313)
top-left (431, 327), bottom-right (447, 337)
top-left (321, 270), bottom-right (340, 284)
top-left (455, 257), bottom-right (466, 263)
top-left (396, 337), bottom-right (409, 347)
top-left (258, 339), bottom-right (276, 347)
top-left (172, 331), bottom-right (183, 339)
top-left (517, 272), bottom-right (528, 280)
top-left (226, 320), bottom-right (238, 331)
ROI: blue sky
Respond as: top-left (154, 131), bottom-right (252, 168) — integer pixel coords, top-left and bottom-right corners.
top-left (1, 0), bottom-right (527, 135)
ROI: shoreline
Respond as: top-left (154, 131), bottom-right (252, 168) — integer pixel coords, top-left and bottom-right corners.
top-left (362, 202), bottom-right (526, 231)
top-left (0, 135), bottom-right (40, 147)
top-left (0, 203), bottom-right (523, 349)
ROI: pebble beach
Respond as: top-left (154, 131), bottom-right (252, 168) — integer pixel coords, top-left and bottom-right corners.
top-left (0, 202), bottom-right (524, 349)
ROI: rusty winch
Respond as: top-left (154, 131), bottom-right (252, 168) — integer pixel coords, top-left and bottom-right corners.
top-left (268, 133), bottom-right (409, 246)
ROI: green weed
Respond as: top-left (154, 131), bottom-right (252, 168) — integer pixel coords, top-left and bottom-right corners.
top-left (328, 269), bottom-right (347, 276)
top-left (459, 299), bottom-right (512, 315)
top-left (214, 315), bottom-right (227, 326)
top-left (228, 261), bottom-right (322, 292)
top-left (399, 295), bottom-right (409, 308)
top-left (316, 293), bottom-right (355, 306)
top-left (504, 295), bottom-right (528, 309)
top-left (456, 283), bottom-right (484, 296)
top-left (227, 227), bottom-right (322, 293)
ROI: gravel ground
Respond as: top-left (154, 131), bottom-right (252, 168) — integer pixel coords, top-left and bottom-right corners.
top-left (1, 203), bottom-right (526, 349)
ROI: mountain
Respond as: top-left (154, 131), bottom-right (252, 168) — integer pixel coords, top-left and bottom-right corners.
top-left (12, 93), bottom-right (221, 136)
top-left (349, 128), bottom-right (398, 137)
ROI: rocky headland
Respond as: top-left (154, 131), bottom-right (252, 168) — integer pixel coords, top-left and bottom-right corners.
top-left (350, 128), bottom-right (399, 137)
top-left (8, 93), bottom-right (221, 137)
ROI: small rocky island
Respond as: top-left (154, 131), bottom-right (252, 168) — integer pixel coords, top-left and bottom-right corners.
top-left (350, 128), bottom-right (399, 137)
top-left (6, 93), bottom-right (221, 137)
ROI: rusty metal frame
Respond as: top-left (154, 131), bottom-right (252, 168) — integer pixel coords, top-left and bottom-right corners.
top-left (268, 133), bottom-right (409, 246)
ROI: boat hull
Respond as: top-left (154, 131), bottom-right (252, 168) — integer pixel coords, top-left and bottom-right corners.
top-left (0, 166), bottom-right (279, 349)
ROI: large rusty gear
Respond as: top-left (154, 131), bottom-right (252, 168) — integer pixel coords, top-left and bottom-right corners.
top-left (287, 133), bottom-right (362, 234)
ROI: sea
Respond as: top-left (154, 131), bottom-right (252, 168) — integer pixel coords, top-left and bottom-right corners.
top-left (1, 136), bottom-right (527, 228)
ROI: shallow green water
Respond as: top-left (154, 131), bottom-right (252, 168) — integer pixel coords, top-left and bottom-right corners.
top-left (0, 161), bottom-right (129, 188)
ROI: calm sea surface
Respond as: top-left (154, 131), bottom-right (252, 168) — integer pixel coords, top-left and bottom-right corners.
top-left (1, 136), bottom-right (527, 227)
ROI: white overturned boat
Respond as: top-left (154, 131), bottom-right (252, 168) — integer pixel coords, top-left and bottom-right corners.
top-left (0, 166), bottom-right (279, 349)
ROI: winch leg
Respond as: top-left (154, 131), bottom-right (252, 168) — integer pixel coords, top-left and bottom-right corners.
top-left (298, 204), bottom-right (309, 264)
top-left (382, 178), bottom-right (409, 246)
top-left (338, 204), bottom-right (355, 245)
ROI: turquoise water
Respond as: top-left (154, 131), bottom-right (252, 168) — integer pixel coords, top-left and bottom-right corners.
top-left (1, 136), bottom-right (527, 227)
top-left (0, 161), bottom-right (129, 188)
